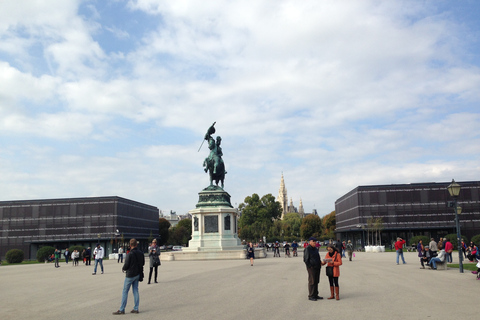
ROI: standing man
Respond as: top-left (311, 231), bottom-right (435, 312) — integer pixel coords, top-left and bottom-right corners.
top-left (335, 239), bottom-right (342, 256)
top-left (303, 237), bottom-right (323, 301)
top-left (395, 237), bottom-right (406, 265)
top-left (429, 238), bottom-right (438, 256)
top-left (92, 243), bottom-right (104, 275)
top-left (118, 246), bottom-right (124, 263)
top-left (85, 247), bottom-right (91, 266)
top-left (54, 248), bottom-right (61, 268)
top-left (444, 237), bottom-right (453, 263)
top-left (346, 240), bottom-right (354, 261)
top-left (64, 248), bottom-right (69, 264)
top-left (113, 238), bottom-right (145, 315)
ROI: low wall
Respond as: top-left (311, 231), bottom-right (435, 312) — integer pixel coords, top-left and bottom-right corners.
top-left (365, 246), bottom-right (385, 253)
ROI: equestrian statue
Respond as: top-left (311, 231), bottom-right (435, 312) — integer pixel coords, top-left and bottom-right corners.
top-left (199, 122), bottom-right (226, 188)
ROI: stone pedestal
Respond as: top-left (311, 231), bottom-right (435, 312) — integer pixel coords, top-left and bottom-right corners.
top-left (167, 186), bottom-right (244, 260)
top-left (184, 186), bottom-right (242, 252)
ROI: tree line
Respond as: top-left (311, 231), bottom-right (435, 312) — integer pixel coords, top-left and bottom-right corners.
top-left (158, 193), bottom-right (337, 246)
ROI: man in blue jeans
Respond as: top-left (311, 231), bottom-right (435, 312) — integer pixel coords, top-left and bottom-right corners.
top-left (92, 243), bottom-right (104, 275)
top-left (113, 238), bottom-right (145, 315)
top-left (429, 249), bottom-right (446, 270)
top-left (395, 237), bottom-right (406, 264)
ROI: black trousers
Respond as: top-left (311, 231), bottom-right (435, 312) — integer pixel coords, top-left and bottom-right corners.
top-left (149, 266), bottom-right (158, 282)
top-left (307, 267), bottom-right (320, 298)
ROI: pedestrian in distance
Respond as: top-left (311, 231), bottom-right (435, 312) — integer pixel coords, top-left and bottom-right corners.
top-left (118, 246), bottom-right (124, 263)
top-left (303, 237), bottom-right (323, 301)
top-left (292, 240), bottom-right (299, 257)
top-left (346, 240), bottom-right (354, 261)
top-left (148, 239), bottom-right (161, 284)
top-left (54, 248), bottom-right (61, 268)
top-left (85, 247), bottom-right (91, 266)
top-left (284, 242), bottom-right (291, 258)
top-left (429, 238), bottom-right (438, 256)
top-left (92, 243), bottom-right (104, 275)
top-left (64, 248), bottom-right (69, 264)
top-left (247, 242), bottom-right (255, 266)
top-left (273, 241), bottom-right (280, 257)
top-left (113, 238), bottom-right (145, 315)
top-left (444, 237), bottom-right (453, 263)
top-left (323, 244), bottom-right (342, 300)
top-left (417, 239), bottom-right (424, 267)
top-left (395, 237), bottom-right (406, 264)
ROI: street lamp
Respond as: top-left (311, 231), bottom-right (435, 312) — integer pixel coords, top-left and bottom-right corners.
top-left (447, 179), bottom-right (463, 273)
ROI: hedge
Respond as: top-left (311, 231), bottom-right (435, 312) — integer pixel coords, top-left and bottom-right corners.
top-left (409, 236), bottom-right (429, 247)
top-left (36, 246), bottom-right (56, 262)
top-left (6, 249), bottom-right (24, 264)
top-left (471, 235), bottom-right (480, 246)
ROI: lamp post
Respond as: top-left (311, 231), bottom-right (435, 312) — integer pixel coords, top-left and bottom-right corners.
top-left (447, 179), bottom-right (463, 273)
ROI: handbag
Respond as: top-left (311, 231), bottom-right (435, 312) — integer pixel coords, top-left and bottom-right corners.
top-left (153, 256), bottom-right (161, 267)
top-left (326, 266), bottom-right (333, 277)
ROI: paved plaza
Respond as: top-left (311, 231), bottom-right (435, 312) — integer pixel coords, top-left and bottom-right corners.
top-left (0, 250), bottom-right (476, 320)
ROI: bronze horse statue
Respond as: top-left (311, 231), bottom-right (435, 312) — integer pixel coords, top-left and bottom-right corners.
top-left (203, 138), bottom-right (226, 188)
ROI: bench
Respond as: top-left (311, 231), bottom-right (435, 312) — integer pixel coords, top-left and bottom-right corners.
top-left (434, 261), bottom-right (448, 270)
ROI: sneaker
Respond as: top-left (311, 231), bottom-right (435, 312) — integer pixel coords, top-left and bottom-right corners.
top-left (92, 273), bottom-right (96, 275)
top-left (130, 310), bottom-right (139, 314)
top-left (308, 297), bottom-right (317, 301)
top-left (471, 271), bottom-right (478, 274)
top-left (112, 310), bottom-right (125, 315)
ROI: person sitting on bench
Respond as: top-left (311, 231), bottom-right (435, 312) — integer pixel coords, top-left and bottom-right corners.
top-left (429, 248), bottom-right (446, 270)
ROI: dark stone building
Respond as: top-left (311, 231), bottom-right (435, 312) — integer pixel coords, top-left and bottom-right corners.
top-left (335, 181), bottom-right (480, 248)
top-left (0, 196), bottom-right (159, 260)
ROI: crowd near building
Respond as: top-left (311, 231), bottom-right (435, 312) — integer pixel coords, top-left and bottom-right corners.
top-left (335, 181), bottom-right (480, 248)
top-left (0, 196), bottom-right (159, 260)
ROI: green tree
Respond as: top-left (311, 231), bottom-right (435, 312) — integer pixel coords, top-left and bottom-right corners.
top-left (283, 212), bottom-right (302, 241)
top-left (168, 219), bottom-right (192, 246)
top-left (322, 211), bottom-right (335, 239)
top-left (159, 218), bottom-right (171, 245)
top-left (300, 214), bottom-right (323, 240)
top-left (36, 246), bottom-right (55, 262)
top-left (238, 193), bottom-right (282, 242)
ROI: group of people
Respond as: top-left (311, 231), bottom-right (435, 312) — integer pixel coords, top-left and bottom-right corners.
top-left (303, 237), bottom-right (343, 301)
top-left (51, 247), bottom-right (93, 267)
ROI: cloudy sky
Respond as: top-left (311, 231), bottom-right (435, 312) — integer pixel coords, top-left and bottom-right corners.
top-left (1, 0), bottom-right (479, 217)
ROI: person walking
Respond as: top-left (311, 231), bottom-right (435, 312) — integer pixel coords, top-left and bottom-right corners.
top-left (148, 239), bottom-right (160, 284)
top-left (92, 243), bottom-right (104, 275)
top-left (395, 237), bottom-right (406, 265)
top-left (113, 238), bottom-right (145, 315)
top-left (303, 237), bottom-right (323, 301)
top-left (247, 242), bottom-right (255, 266)
top-left (292, 240), bottom-right (298, 257)
top-left (118, 246), bottom-right (124, 263)
top-left (346, 240), bottom-right (354, 261)
top-left (85, 247), bottom-right (91, 266)
top-left (323, 244), bottom-right (343, 300)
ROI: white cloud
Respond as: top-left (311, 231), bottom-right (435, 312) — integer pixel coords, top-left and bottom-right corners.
top-left (0, 1), bottom-right (478, 215)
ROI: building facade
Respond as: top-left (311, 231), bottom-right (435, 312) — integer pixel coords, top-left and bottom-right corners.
top-left (335, 181), bottom-right (480, 248)
top-left (0, 196), bottom-right (159, 260)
